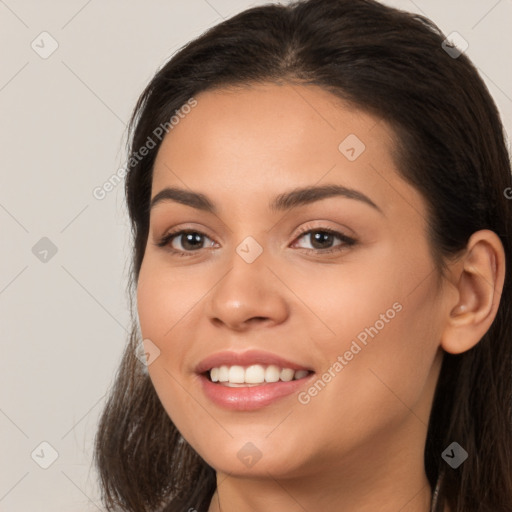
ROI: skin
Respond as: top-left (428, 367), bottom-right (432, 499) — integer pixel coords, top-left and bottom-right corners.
top-left (136, 82), bottom-right (505, 512)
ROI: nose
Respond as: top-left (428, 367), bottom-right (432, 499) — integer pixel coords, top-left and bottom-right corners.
top-left (205, 248), bottom-right (289, 332)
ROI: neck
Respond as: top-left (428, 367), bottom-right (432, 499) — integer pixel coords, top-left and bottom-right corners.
top-left (208, 440), bottom-right (434, 512)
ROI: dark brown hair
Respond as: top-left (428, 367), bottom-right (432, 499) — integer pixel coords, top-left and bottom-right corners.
top-left (94, 1), bottom-right (512, 510)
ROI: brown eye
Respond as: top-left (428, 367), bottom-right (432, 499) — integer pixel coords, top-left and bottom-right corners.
top-left (156, 230), bottom-right (216, 253)
top-left (293, 228), bottom-right (356, 253)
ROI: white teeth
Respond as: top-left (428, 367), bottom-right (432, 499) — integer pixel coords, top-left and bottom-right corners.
top-left (265, 365), bottom-right (280, 383)
top-left (207, 364), bottom-right (311, 385)
top-left (280, 368), bottom-right (295, 382)
top-left (228, 365), bottom-right (245, 383)
top-left (245, 364), bottom-right (265, 383)
top-left (218, 365), bottom-right (229, 382)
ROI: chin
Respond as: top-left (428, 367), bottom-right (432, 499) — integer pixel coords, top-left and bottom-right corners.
top-left (192, 436), bottom-right (310, 478)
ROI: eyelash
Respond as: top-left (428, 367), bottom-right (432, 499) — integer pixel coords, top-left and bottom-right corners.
top-left (155, 225), bottom-right (357, 258)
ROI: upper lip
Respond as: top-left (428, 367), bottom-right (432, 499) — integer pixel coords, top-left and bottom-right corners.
top-left (195, 350), bottom-right (314, 374)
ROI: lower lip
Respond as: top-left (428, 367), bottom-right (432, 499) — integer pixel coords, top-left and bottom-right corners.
top-left (198, 373), bottom-right (314, 411)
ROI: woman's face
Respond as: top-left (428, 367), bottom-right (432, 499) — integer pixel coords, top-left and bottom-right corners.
top-left (137, 83), bottom-right (451, 481)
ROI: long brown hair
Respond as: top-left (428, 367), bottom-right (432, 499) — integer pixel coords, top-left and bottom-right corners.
top-left (94, 1), bottom-right (512, 510)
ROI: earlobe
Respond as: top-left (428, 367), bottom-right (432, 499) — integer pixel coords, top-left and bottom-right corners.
top-left (440, 230), bottom-right (506, 355)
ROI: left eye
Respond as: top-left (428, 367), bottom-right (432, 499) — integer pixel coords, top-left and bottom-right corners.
top-left (292, 229), bottom-right (356, 251)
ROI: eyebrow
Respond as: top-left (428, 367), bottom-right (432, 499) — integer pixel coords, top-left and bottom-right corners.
top-left (149, 184), bottom-right (382, 214)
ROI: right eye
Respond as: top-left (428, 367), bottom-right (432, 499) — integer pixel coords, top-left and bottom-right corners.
top-left (156, 229), bottom-right (217, 255)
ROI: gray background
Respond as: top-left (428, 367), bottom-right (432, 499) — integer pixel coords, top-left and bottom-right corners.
top-left (1, 0), bottom-right (511, 510)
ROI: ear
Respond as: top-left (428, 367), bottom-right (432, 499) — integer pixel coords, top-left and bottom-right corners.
top-left (440, 229), bottom-right (506, 355)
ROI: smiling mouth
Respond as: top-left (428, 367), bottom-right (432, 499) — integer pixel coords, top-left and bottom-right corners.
top-left (204, 364), bottom-right (314, 387)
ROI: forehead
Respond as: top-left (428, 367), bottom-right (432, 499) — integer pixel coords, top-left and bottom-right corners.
top-left (150, 82), bottom-right (422, 221)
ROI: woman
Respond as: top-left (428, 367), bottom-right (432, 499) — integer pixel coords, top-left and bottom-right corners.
top-left (94, 0), bottom-right (512, 511)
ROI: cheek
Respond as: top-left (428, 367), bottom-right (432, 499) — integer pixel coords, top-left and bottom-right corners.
top-left (291, 243), bottom-right (441, 424)
top-left (136, 255), bottom-right (205, 343)
top-left (307, 236), bottom-right (439, 363)
top-left (279, 245), bottom-right (407, 360)
top-left (136, 259), bottom-right (215, 434)
top-left (135, 261), bottom-right (192, 409)
top-left (302, 270), bottom-right (442, 436)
